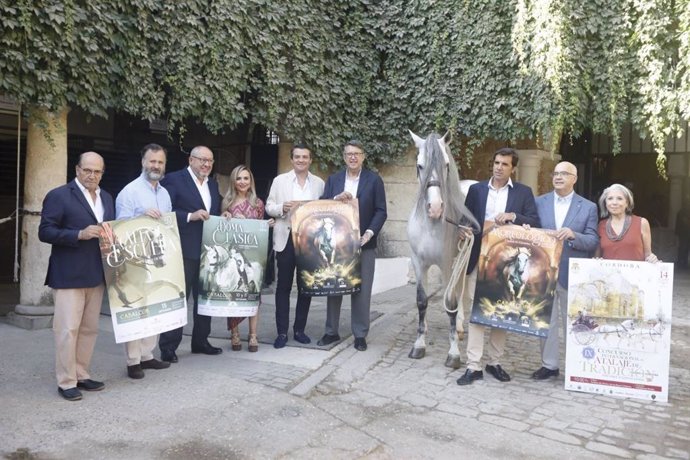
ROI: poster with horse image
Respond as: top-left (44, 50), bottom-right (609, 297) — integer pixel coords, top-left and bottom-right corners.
top-left (197, 216), bottom-right (269, 317)
top-left (98, 213), bottom-right (187, 344)
top-left (291, 200), bottom-right (361, 296)
top-left (565, 258), bottom-right (673, 402)
top-left (469, 223), bottom-right (563, 337)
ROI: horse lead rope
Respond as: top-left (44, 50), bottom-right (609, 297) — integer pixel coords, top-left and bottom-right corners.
top-left (443, 227), bottom-right (474, 317)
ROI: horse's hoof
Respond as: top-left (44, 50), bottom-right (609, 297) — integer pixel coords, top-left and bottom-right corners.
top-left (445, 355), bottom-right (462, 369)
top-left (408, 348), bottom-right (425, 359)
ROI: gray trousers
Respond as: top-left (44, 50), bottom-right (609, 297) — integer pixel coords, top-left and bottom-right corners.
top-left (540, 284), bottom-right (568, 370)
top-left (325, 248), bottom-right (375, 338)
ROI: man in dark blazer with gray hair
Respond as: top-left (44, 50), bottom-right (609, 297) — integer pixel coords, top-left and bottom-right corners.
top-left (39, 151), bottom-right (115, 401)
top-left (317, 140), bottom-right (387, 352)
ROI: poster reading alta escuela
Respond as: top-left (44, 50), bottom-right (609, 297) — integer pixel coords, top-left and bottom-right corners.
top-left (98, 213), bottom-right (187, 344)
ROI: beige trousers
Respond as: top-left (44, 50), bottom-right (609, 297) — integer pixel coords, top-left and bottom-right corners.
top-left (125, 335), bottom-right (159, 366)
top-left (53, 285), bottom-right (104, 389)
top-left (463, 270), bottom-right (508, 371)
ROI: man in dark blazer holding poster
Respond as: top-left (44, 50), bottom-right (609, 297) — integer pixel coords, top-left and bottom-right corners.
top-left (158, 146), bottom-right (223, 362)
top-left (39, 151), bottom-right (115, 401)
top-left (317, 140), bottom-right (387, 352)
top-left (456, 148), bottom-right (540, 386)
top-left (531, 161), bottom-right (599, 380)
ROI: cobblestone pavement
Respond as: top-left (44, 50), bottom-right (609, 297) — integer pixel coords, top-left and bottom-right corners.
top-left (308, 280), bottom-right (690, 459)
top-left (0, 274), bottom-right (688, 459)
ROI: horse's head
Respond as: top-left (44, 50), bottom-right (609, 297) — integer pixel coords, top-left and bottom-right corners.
top-left (409, 130), bottom-right (479, 232)
top-left (203, 245), bottom-right (229, 268)
top-left (508, 247), bottom-right (531, 271)
top-left (410, 130), bottom-right (451, 220)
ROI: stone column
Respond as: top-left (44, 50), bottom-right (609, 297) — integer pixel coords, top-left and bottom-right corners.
top-left (277, 140), bottom-right (293, 174)
top-left (515, 149), bottom-right (558, 195)
top-left (7, 107), bottom-right (68, 329)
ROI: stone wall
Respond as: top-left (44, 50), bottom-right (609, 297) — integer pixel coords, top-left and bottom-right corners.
top-left (376, 147), bottom-right (417, 258)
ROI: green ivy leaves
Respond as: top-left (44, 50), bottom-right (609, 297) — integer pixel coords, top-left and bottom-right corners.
top-left (0, 0), bottom-right (687, 173)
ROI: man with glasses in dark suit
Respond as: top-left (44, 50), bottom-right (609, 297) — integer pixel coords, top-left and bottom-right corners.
top-left (158, 146), bottom-right (223, 362)
top-left (317, 140), bottom-right (387, 352)
top-left (39, 151), bottom-right (115, 401)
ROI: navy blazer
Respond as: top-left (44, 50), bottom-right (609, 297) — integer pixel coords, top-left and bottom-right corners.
top-left (322, 169), bottom-right (387, 250)
top-left (160, 168), bottom-right (221, 260)
top-left (535, 192), bottom-right (599, 288)
top-left (465, 180), bottom-right (540, 273)
top-left (38, 180), bottom-right (115, 289)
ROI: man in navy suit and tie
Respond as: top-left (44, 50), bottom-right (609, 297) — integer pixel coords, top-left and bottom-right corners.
top-left (531, 161), bottom-right (599, 380)
top-left (457, 148), bottom-right (540, 385)
top-left (39, 152), bottom-right (115, 401)
top-left (158, 146), bottom-right (223, 362)
top-left (317, 140), bottom-right (387, 352)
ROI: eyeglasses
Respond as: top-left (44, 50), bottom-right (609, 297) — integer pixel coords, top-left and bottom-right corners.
top-left (191, 155), bottom-right (214, 165)
top-left (344, 151), bottom-right (363, 158)
top-left (77, 165), bottom-right (104, 176)
top-left (551, 171), bottom-right (575, 178)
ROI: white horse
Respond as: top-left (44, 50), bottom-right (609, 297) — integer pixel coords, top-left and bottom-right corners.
top-left (407, 131), bottom-right (480, 368)
top-left (200, 244), bottom-right (263, 300)
top-left (503, 247), bottom-right (531, 301)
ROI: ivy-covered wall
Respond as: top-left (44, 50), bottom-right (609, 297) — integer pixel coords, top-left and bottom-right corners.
top-left (1, 0), bottom-right (688, 172)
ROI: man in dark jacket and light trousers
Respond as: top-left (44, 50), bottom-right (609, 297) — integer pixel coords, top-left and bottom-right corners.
top-left (39, 151), bottom-right (115, 401)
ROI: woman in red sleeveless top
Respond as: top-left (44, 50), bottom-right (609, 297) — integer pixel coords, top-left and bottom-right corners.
top-left (221, 165), bottom-right (275, 352)
top-left (595, 183), bottom-right (658, 262)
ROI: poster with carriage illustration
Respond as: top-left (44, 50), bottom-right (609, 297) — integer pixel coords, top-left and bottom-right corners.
top-left (565, 258), bottom-right (673, 402)
top-left (197, 216), bottom-right (270, 317)
top-left (469, 223), bottom-right (564, 337)
top-left (98, 213), bottom-right (187, 343)
top-left (291, 199), bottom-right (361, 296)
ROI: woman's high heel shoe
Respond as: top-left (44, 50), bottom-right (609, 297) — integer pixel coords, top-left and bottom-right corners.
top-left (231, 327), bottom-right (242, 351)
top-left (248, 334), bottom-right (259, 352)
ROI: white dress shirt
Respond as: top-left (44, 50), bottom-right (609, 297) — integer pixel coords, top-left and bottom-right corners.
top-left (74, 179), bottom-right (105, 223)
top-left (554, 191), bottom-right (574, 230)
top-left (187, 166), bottom-right (211, 211)
top-left (485, 177), bottom-right (513, 221)
top-left (291, 175), bottom-right (313, 201)
top-left (344, 170), bottom-right (361, 197)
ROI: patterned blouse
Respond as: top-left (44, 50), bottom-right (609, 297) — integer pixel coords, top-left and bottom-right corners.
top-left (227, 198), bottom-right (265, 219)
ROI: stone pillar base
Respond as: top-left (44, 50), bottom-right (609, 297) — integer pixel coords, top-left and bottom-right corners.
top-left (3, 305), bottom-right (54, 330)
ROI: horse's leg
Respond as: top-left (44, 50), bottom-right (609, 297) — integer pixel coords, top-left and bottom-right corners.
top-left (517, 281), bottom-right (526, 300)
top-left (408, 261), bottom-right (427, 359)
top-left (444, 287), bottom-right (462, 369)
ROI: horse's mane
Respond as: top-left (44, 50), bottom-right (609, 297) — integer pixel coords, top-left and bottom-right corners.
top-left (414, 133), bottom-right (478, 231)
